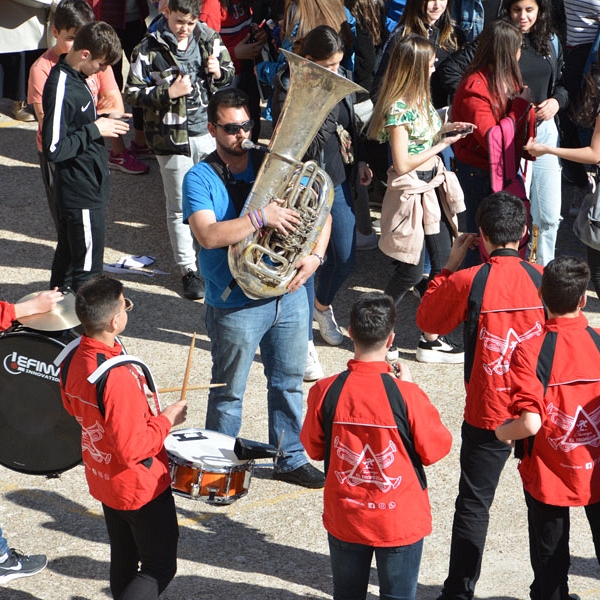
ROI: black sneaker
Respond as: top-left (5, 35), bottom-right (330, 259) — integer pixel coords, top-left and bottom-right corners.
top-left (416, 335), bottom-right (464, 364)
top-left (182, 269), bottom-right (205, 300)
top-left (411, 277), bottom-right (429, 300)
top-left (0, 549), bottom-right (47, 583)
top-left (273, 463), bottom-right (325, 488)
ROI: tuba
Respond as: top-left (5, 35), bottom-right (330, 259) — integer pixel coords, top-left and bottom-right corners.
top-left (227, 49), bottom-right (366, 299)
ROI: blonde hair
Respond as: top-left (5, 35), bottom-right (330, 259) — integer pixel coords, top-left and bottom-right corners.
top-left (367, 35), bottom-right (436, 139)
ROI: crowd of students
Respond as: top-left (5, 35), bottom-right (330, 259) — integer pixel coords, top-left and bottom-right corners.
top-left (3, 0), bottom-right (600, 598)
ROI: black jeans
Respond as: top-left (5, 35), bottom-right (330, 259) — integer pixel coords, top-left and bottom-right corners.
top-left (102, 487), bottom-right (179, 600)
top-left (440, 421), bottom-right (512, 600)
top-left (384, 169), bottom-right (453, 305)
top-left (525, 490), bottom-right (600, 600)
top-left (559, 43), bottom-right (593, 188)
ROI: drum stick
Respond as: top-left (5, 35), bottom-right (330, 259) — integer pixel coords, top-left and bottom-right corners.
top-left (158, 383), bottom-right (226, 393)
top-left (180, 332), bottom-right (196, 402)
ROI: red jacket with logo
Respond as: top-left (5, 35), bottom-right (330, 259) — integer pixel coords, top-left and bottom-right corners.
top-left (416, 253), bottom-right (545, 430)
top-left (301, 360), bottom-right (452, 547)
top-left (60, 335), bottom-right (172, 510)
top-left (509, 314), bottom-right (600, 506)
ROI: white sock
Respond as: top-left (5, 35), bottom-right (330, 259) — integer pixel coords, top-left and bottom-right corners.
top-left (0, 552), bottom-right (9, 563)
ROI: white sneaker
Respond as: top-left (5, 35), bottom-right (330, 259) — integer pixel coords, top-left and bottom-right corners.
top-left (313, 306), bottom-right (344, 345)
top-left (304, 341), bottom-right (324, 381)
top-left (356, 230), bottom-right (378, 251)
top-left (386, 346), bottom-right (399, 362)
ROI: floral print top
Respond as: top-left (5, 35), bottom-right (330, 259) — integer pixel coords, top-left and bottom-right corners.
top-left (378, 99), bottom-right (441, 155)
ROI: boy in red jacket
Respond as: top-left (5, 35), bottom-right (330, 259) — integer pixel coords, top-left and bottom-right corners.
top-left (301, 292), bottom-right (452, 600)
top-left (60, 276), bottom-right (187, 599)
top-left (497, 256), bottom-right (600, 600)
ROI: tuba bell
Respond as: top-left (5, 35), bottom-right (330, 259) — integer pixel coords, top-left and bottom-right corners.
top-left (227, 49), bottom-right (367, 299)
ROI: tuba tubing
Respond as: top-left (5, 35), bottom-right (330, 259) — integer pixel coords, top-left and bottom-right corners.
top-left (227, 50), bottom-right (367, 299)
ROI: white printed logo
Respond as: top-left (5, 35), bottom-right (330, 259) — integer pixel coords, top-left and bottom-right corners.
top-left (333, 437), bottom-right (401, 493)
top-left (546, 403), bottom-right (600, 452)
top-left (76, 417), bottom-right (112, 464)
top-left (2, 352), bottom-right (59, 382)
top-left (480, 322), bottom-right (543, 376)
top-left (81, 101), bottom-right (91, 112)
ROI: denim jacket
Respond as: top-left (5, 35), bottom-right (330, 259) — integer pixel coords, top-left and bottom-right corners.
top-left (452, 0), bottom-right (485, 42)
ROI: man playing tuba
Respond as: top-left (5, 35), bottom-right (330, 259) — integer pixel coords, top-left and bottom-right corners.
top-left (182, 88), bottom-right (331, 488)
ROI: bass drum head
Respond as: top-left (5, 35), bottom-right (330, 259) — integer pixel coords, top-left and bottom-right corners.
top-left (0, 329), bottom-right (82, 475)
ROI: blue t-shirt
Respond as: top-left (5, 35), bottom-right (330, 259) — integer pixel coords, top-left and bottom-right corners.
top-left (182, 159), bottom-right (256, 308)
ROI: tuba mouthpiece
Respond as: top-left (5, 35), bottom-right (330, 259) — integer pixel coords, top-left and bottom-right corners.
top-left (241, 139), bottom-right (269, 152)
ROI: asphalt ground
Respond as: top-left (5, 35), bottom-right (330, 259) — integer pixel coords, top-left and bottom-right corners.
top-left (0, 97), bottom-right (599, 599)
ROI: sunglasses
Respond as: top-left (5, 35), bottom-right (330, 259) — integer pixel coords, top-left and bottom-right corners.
top-left (213, 120), bottom-right (254, 135)
top-left (114, 297), bottom-right (134, 318)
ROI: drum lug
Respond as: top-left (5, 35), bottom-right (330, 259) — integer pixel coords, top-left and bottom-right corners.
top-left (190, 482), bottom-right (200, 498)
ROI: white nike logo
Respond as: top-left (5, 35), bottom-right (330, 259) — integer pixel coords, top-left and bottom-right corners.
top-left (1, 562), bottom-right (22, 572)
top-left (81, 101), bottom-right (91, 112)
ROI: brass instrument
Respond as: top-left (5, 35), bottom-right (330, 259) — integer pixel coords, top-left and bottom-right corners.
top-left (529, 224), bottom-right (539, 263)
top-left (228, 49), bottom-right (367, 299)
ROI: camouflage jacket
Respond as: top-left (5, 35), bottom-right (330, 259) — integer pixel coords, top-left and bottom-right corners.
top-left (126, 18), bottom-right (234, 156)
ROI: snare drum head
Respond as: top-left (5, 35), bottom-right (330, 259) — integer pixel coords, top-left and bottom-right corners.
top-left (165, 428), bottom-right (248, 470)
top-left (0, 329), bottom-right (82, 474)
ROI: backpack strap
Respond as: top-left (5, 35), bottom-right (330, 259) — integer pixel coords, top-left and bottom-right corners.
top-left (203, 149), bottom-right (264, 216)
top-left (88, 356), bottom-right (158, 419)
top-left (320, 370), bottom-right (426, 489)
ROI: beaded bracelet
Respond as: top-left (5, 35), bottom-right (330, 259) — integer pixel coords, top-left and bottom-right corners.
top-left (312, 252), bottom-right (325, 266)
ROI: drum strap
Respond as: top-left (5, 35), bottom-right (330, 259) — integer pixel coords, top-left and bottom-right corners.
top-left (57, 343), bottom-right (160, 419)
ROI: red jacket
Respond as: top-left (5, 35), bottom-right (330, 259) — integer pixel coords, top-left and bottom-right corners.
top-left (452, 69), bottom-right (532, 171)
top-left (416, 253), bottom-right (545, 430)
top-left (60, 335), bottom-right (172, 510)
top-left (509, 314), bottom-right (600, 507)
top-left (0, 301), bottom-right (16, 331)
top-left (301, 360), bottom-right (452, 547)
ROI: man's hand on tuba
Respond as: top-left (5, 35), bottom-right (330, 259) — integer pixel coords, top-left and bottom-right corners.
top-left (287, 214), bottom-right (332, 293)
top-left (264, 198), bottom-right (301, 235)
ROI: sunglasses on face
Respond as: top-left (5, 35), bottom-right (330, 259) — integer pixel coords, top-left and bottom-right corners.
top-left (114, 297), bottom-right (134, 318)
top-left (213, 120), bottom-right (254, 135)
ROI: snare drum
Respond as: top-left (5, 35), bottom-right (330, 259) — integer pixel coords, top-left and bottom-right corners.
top-left (0, 326), bottom-right (82, 474)
top-left (165, 428), bottom-right (253, 505)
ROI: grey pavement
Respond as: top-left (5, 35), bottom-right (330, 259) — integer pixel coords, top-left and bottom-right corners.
top-left (0, 98), bottom-right (599, 599)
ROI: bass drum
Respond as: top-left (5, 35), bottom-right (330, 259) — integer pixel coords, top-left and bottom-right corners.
top-left (0, 326), bottom-right (82, 475)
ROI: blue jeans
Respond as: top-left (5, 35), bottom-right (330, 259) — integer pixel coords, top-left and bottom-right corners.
top-left (525, 118), bottom-right (562, 265)
top-left (316, 180), bottom-right (356, 306)
top-left (0, 524), bottom-right (8, 556)
top-left (454, 159), bottom-right (491, 267)
top-left (204, 291), bottom-right (309, 471)
top-left (328, 533), bottom-right (424, 600)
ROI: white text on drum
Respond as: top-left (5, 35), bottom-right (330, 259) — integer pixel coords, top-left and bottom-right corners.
top-left (3, 351), bottom-right (60, 381)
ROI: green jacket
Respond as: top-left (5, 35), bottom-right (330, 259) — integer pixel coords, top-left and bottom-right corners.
top-left (126, 18), bottom-right (234, 156)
